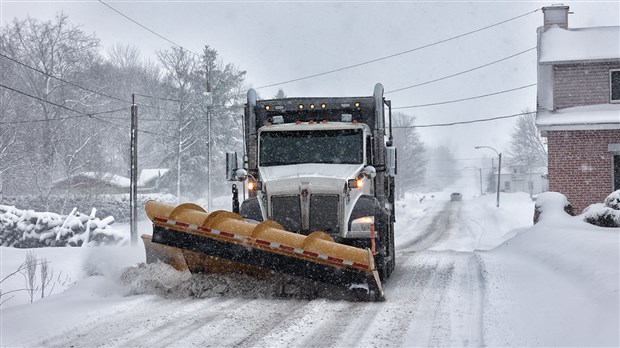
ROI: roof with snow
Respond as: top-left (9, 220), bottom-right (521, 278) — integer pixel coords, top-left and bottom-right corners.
top-left (539, 26), bottom-right (620, 64)
top-left (77, 172), bottom-right (131, 188)
top-left (536, 104), bottom-right (620, 131)
top-left (138, 168), bottom-right (169, 186)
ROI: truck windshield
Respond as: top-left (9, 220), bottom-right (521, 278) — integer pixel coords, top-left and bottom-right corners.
top-left (260, 129), bottom-right (363, 166)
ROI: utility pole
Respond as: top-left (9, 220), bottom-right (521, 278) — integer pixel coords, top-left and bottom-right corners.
top-left (496, 153), bottom-right (502, 207)
top-left (205, 58), bottom-right (213, 212)
top-left (475, 146), bottom-right (502, 207)
top-left (130, 94), bottom-right (138, 245)
top-left (479, 168), bottom-right (483, 196)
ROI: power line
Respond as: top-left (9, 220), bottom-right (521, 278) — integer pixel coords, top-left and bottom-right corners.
top-left (427, 157), bottom-right (489, 161)
top-left (255, 8), bottom-right (540, 89)
top-left (385, 47), bottom-right (536, 94)
top-left (393, 83), bottom-right (536, 109)
top-left (0, 83), bottom-right (129, 124)
top-left (394, 111), bottom-right (534, 128)
top-left (134, 92), bottom-right (183, 103)
top-left (0, 52), bottom-right (184, 113)
top-left (98, 0), bottom-right (200, 57)
top-left (90, 115), bottom-right (175, 139)
top-left (0, 52), bottom-right (133, 105)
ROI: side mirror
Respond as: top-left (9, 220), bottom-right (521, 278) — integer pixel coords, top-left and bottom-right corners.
top-left (362, 165), bottom-right (376, 179)
top-left (235, 168), bottom-right (248, 181)
top-left (386, 147), bottom-right (397, 177)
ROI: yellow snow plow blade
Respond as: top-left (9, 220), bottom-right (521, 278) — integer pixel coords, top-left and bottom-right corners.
top-left (142, 200), bottom-right (384, 301)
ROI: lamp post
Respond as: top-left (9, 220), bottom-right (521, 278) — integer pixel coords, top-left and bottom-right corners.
top-left (475, 146), bottom-right (502, 207)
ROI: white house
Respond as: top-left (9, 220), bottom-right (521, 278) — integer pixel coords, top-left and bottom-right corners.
top-left (497, 165), bottom-right (548, 196)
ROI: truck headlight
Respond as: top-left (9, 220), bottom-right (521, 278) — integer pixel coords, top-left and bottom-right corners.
top-left (349, 216), bottom-right (374, 238)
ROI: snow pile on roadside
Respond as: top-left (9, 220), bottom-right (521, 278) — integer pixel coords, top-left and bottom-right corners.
top-left (0, 205), bottom-right (127, 247)
top-left (480, 206), bottom-right (619, 346)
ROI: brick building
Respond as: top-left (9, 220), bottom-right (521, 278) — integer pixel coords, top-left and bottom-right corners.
top-left (536, 5), bottom-right (620, 212)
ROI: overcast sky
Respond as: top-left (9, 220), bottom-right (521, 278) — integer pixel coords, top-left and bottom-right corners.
top-left (2, 1), bottom-right (619, 177)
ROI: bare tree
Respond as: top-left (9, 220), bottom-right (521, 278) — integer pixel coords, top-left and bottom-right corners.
top-left (507, 111), bottom-right (547, 168)
top-left (507, 111), bottom-right (548, 196)
top-left (392, 112), bottom-right (426, 198)
top-left (1, 14), bottom-right (101, 197)
top-left (22, 251), bottom-right (38, 303)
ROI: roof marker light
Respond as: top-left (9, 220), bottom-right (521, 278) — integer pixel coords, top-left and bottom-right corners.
top-left (321, 103), bottom-right (327, 109)
top-left (354, 101), bottom-right (361, 108)
top-left (298, 104), bottom-right (304, 110)
top-left (265, 105), bottom-right (271, 111)
top-left (309, 104), bottom-right (315, 109)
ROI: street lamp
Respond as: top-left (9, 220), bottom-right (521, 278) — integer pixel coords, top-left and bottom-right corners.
top-left (475, 146), bottom-right (502, 207)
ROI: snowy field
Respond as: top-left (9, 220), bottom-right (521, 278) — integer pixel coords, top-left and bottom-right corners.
top-left (1, 192), bottom-right (618, 347)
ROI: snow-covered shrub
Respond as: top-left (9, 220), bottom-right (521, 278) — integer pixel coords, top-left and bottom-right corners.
top-left (0, 205), bottom-right (125, 248)
top-left (533, 192), bottom-right (574, 224)
top-left (603, 190), bottom-right (620, 210)
top-left (582, 190), bottom-right (620, 228)
top-left (582, 203), bottom-right (620, 228)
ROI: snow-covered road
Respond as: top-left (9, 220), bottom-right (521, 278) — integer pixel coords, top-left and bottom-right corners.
top-left (2, 194), bottom-right (618, 347)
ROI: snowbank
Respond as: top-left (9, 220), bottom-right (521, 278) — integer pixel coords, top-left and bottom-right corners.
top-left (481, 210), bottom-right (619, 346)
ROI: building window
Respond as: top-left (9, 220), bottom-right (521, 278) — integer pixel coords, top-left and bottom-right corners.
top-left (505, 181), bottom-right (511, 191)
top-left (611, 70), bottom-right (620, 102)
top-left (614, 154), bottom-right (620, 191)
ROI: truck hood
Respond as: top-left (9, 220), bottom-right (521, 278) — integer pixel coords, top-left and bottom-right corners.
top-left (259, 163), bottom-right (363, 194)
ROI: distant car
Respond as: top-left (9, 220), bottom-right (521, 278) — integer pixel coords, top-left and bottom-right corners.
top-left (450, 192), bottom-right (462, 201)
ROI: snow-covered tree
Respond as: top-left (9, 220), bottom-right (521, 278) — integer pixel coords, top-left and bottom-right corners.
top-left (506, 111), bottom-right (547, 197)
top-left (507, 111), bottom-right (547, 169)
top-left (155, 45), bottom-right (245, 200)
top-left (1, 14), bottom-right (101, 198)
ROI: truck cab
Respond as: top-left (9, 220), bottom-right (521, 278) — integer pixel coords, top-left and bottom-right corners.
top-left (228, 83), bottom-right (396, 280)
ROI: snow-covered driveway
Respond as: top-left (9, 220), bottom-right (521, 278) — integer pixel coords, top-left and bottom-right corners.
top-left (2, 194), bottom-right (618, 347)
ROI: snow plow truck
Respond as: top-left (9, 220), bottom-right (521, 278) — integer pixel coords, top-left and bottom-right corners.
top-left (142, 83), bottom-right (397, 301)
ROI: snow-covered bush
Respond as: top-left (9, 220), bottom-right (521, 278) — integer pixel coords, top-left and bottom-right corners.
top-left (533, 192), bottom-right (574, 224)
top-left (582, 203), bottom-right (620, 228)
top-left (603, 190), bottom-right (620, 210)
top-left (582, 190), bottom-right (620, 228)
top-left (0, 205), bottom-right (126, 247)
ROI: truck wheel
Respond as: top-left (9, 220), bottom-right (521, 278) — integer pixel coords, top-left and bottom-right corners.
top-left (374, 212), bottom-right (391, 281)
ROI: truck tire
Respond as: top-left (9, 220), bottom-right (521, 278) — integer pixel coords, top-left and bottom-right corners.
top-left (374, 209), bottom-right (393, 281)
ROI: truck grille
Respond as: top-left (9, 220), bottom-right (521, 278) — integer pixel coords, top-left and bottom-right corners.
top-left (270, 195), bottom-right (301, 232)
top-left (310, 195), bottom-right (340, 234)
top-left (270, 194), bottom-right (340, 234)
